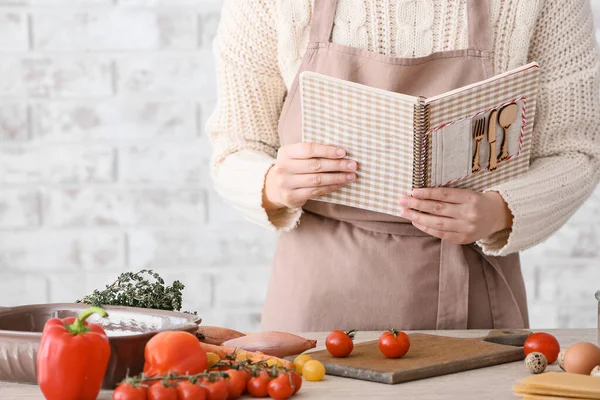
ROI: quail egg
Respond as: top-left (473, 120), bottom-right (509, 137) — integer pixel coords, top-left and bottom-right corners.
top-left (557, 350), bottom-right (566, 371)
top-left (525, 352), bottom-right (548, 374)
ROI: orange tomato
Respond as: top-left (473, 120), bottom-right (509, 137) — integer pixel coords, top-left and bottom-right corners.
top-left (143, 331), bottom-right (208, 377)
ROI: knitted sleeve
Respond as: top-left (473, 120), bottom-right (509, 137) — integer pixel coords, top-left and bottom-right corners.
top-left (477, 0), bottom-right (600, 256)
top-left (206, 0), bottom-right (303, 231)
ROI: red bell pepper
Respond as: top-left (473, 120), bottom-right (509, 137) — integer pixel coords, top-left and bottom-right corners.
top-left (36, 306), bottom-right (111, 400)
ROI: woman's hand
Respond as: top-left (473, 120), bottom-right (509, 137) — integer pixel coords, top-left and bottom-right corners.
top-left (263, 143), bottom-right (357, 210)
top-left (399, 188), bottom-right (513, 244)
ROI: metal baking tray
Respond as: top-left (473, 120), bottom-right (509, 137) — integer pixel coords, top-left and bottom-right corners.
top-left (0, 303), bottom-right (200, 389)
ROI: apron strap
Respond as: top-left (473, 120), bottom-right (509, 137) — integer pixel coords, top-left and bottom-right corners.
top-left (473, 246), bottom-right (527, 329)
top-left (309, 0), bottom-right (339, 44)
top-left (436, 240), bottom-right (469, 329)
top-left (467, 0), bottom-right (492, 51)
top-left (436, 241), bottom-right (526, 330)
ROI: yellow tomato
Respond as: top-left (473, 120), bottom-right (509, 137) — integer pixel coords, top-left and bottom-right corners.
top-left (235, 353), bottom-right (251, 361)
top-left (302, 360), bottom-right (326, 381)
top-left (206, 352), bottom-right (220, 367)
top-left (293, 354), bottom-right (313, 374)
top-left (266, 358), bottom-right (285, 368)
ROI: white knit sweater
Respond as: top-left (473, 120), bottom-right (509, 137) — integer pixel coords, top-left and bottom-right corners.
top-left (206, 0), bottom-right (600, 257)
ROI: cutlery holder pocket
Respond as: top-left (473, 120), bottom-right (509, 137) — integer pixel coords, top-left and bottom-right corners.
top-left (428, 98), bottom-right (527, 187)
top-left (429, 118), bottom-right (473, 187)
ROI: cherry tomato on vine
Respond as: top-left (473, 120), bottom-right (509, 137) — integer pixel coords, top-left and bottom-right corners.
top-left (201, 377), bottom-right (229, 400)
top-left (326, 329), bottom-right (356, 358)
top-left (225, 369), bottom-right (248, 399)
top-left (524, 332), bottom-right (560, 364)
top-left (247, 371), bottom-right (270, 398)
top-left (113, 382), bottom-right (148, 400)
top-left (289, 371), bottom-right (302, 394)
top-left (148, 382), bottom-right (178, 400)
top-left (240, 367), bottom-right (252, 384)
top-left (267, 373), bottom-right (295, 400)
top-left (176, 380), bottom-right (208, 400)
top-left (378, 328), bottom-right (410, 359)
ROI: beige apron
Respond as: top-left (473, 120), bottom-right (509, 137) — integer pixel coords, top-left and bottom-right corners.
top-left (261, 0), bottom-right (530, 332)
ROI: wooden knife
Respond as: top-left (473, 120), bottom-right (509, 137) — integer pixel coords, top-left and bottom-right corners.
top-left (488, 109), bottom-right (498, 171)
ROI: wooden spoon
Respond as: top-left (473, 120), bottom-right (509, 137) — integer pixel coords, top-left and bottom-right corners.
top-left (498, 103), bottom-right (518, 161)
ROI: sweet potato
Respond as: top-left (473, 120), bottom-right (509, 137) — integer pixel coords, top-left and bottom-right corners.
top-left (199, 342), bottom-right (295, 370)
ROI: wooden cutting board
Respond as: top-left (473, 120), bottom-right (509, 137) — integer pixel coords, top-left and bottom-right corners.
top-left (306, 330), bottom-right (531, 384)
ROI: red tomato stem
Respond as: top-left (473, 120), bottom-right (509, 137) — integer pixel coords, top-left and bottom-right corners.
top-left (344, 329), bottom-right (357, 340)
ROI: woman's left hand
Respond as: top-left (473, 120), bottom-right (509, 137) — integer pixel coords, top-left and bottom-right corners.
top-left (399, 188), bottom-right (513, 245)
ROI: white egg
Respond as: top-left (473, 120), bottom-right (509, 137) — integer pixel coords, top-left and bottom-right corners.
top-left (591, 366), bottom-right (600, 377)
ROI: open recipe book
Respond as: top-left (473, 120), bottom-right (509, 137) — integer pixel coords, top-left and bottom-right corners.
top-left (300, 62), bottom-right (541, 217)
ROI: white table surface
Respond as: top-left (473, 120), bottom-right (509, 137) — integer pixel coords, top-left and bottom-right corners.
top-left (0, 329), bottom-right (596, 399)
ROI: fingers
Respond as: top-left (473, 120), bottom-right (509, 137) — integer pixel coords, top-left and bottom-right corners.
top-left (398, 196), bottom-right (463, 218)
top-left (400, 208), bottom-right (463, 233)
top-left (283, 158), bottom-right (358, 174)
top-left (411, 222), bottom-right (473, 245)
top-left (270, 142), bottom-right (355, 209)
top-left (278, 184), bottom-right (345, 208)
top-left (411, 187), bottom-right (477, 204)
top-left (280, 142), bottom-right (346, 160)
top-left (296, 184), bottom-right (346, 201)
top-left (282, 172), bottom-right (356, 190)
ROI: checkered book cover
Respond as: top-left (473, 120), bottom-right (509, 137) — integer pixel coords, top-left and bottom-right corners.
top-left (299, 63), bottom-right (540, 217)
top-left (426, 64), bottom-right (540, 192)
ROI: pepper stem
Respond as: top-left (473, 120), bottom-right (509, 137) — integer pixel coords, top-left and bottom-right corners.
top-left (65, 306), bottom-right (108, 334)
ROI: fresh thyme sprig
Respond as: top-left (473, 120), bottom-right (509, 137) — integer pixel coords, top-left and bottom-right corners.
top-left (77, 269), bottom-right (196, 314)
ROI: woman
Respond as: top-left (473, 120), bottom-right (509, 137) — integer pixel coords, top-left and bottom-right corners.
top-left (207, 0), bottom-right (600, 331)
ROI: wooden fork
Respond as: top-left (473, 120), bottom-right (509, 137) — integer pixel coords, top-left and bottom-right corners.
top-left (472, 118), bottom-right (486, 173)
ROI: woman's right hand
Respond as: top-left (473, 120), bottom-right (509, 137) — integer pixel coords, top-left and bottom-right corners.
top-left (263, 142), bottom-right (358, 210)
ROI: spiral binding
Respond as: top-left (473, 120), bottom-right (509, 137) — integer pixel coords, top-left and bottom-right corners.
top-left (412, 100), bottom-right (430, 188)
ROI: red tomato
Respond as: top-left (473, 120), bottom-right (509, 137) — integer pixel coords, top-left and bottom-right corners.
top-left (267, 374), bottom-right (294, 400)
top-left (247, 373), bottom-right (270, 398)
top-left (378, 328), bottom-right (410, 359)
top-left (225, 369), bottom-right (248, 399)
top-left (113, 382), bottom-right (148, 400)
top-left (177, 380), bottom-right (208, 400)
top-left (201, 377), bottom-right (229, 400)
top-left (325, 329), bottom-right (356, 358)
top-left (148, 383), bottom-right (178, 400)
top-left (289, 371), bottom-right (302, 394)
top-left (524, 332), bottom-right (560, 364)
top-left (238, 368), bottom-right (252, 384)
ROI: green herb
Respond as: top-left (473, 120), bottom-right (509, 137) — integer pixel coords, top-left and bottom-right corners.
top-left (77, 269), bottom-right (196, 314)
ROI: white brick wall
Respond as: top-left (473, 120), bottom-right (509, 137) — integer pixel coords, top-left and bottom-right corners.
top-left (0, 0), bottom-right (599, 332)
